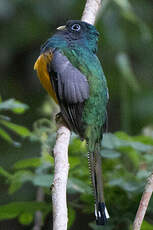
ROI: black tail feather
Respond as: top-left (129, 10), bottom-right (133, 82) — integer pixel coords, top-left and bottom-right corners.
top-left (95, 202), bottom-right (109, 225)
top-left (88, 149), bottom-right (109, 225)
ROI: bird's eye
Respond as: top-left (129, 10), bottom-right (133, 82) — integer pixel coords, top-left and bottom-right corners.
top-left (71, 24), bottom-right (81, 31)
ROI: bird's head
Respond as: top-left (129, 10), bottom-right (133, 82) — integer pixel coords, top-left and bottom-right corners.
top-left (56, 20), bottom-right (99, 52)
top-left (42, 20), bottom-right (98, 53)
top-left (41, 20), bottom-right (99, 53)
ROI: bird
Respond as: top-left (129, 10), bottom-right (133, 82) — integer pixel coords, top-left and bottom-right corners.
top-left (34, 20), bottom-right (109, 225)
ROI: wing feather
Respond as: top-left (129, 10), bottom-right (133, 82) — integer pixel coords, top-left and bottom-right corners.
top-left (51, 50), bottom-right (89, 103)
top-left (48, 49), bottom-right (89, 136)
top-left (35, 48), bottom-right (89, 136)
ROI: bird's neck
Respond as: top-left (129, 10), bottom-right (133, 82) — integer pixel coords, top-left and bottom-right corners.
top-left (67, 37), bottom-right (97, 54)
top-left (44, 34), bottom-right (97, 54)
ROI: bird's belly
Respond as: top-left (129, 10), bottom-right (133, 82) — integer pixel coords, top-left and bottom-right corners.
top-left (34, 53), bottom-right (58, 104)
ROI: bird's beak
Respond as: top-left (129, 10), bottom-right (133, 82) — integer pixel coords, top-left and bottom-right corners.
top-left (57, 25), bottom-right (66, 31)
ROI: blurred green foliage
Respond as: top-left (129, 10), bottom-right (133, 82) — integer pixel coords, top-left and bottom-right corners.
top-left (0, 0), bottom-right (153, 229)
top-left (0, 98), bottom-right (30, 145)
top-left (0, 107), bottom-right (153, 229)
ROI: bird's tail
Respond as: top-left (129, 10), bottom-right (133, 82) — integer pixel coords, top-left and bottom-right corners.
top-left (88, 144), bottom-right (109, 225)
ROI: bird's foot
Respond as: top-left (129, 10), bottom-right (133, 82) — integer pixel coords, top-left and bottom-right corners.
top-left (55, 112), bottom-right (69, 129)
top-left (55, 112), bottom-right (63, 124)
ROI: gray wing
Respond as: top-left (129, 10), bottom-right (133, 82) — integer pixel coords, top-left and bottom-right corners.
top-left (47, 49), bottom-right (89, 136)
top-left (50, 49), bottom-right (89, 103)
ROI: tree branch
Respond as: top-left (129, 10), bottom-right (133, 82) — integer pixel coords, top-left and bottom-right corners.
top-left (52, 1), bottom-right (102, 230)
top-left (133, 172), bottom-right (153, 230)
top-left (52, 125), bottom-right (70, 230)
top-left (81, 0), bottom-right (102, 24)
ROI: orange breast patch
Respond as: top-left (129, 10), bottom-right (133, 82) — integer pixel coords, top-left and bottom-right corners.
top-left (34, 52), bottom-right (58, 104)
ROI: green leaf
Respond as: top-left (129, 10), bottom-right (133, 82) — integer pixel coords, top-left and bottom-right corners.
top-left (116, 131), bottom-right (153, 150)
top-left (134, 135), bottom-right (153, 146)
top-left (124, 141), bottom-right (152, 152)
top-left (115, 131), bottom-right (133, 141)
top-left (101, 149), bottom-right (121, 158)
top-left (18, 213), bottom-right (33, 225)
top-left (69, 137), bottom-right (87, 154)
top-left (0, 127), bottom-right (21, 146)
top-left (0, 166), bottom-right (11, 178)
top-left (116, 132), bottom-right (153, 150)
top-left (0, 115), bottom-right (10, 121)
top-left (68, 208), bottom-right (76, 229)
top-left (102, 133), bottom-right (122, 149)
top-left (136, 170), bottom-right (150, 180)
top-left (0, 120), bottom-right (31, 137)
top-left (9, 182), bottom-right (22, 194)
top-left (144, 154), bottom-right (153, 165)
top-left (141, 220), bottom-right (153, 230)
top-left (114, 0), bottom-right (132, 11)
top-left (0, 127), bottom-right (14, 143)
top-left (103, 133), bottom-right (153, 152)
top-left (119, 146), bottom-right (140, 168)
top-left (9, 170), bottom-right (34, 194)
top-left (14, 158), bottom-right (41, 169)
top-left (67, 178), bottom-right (91, 194)
top-left (69, 156), bottom-right (81, 169)
top-left (0, 202), bottom-right (50, 220)
top-left (0, 207), bottom-right (18, 220)
top-left (33, 174), bottom-right (52, 187)
top-left (0, 99), bottom-right (29, 114)
top-left (108, 178), bottom-right (140, 192)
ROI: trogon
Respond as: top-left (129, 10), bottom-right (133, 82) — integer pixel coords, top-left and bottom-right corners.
top-left (34, 20), bottom-right (109, 225)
